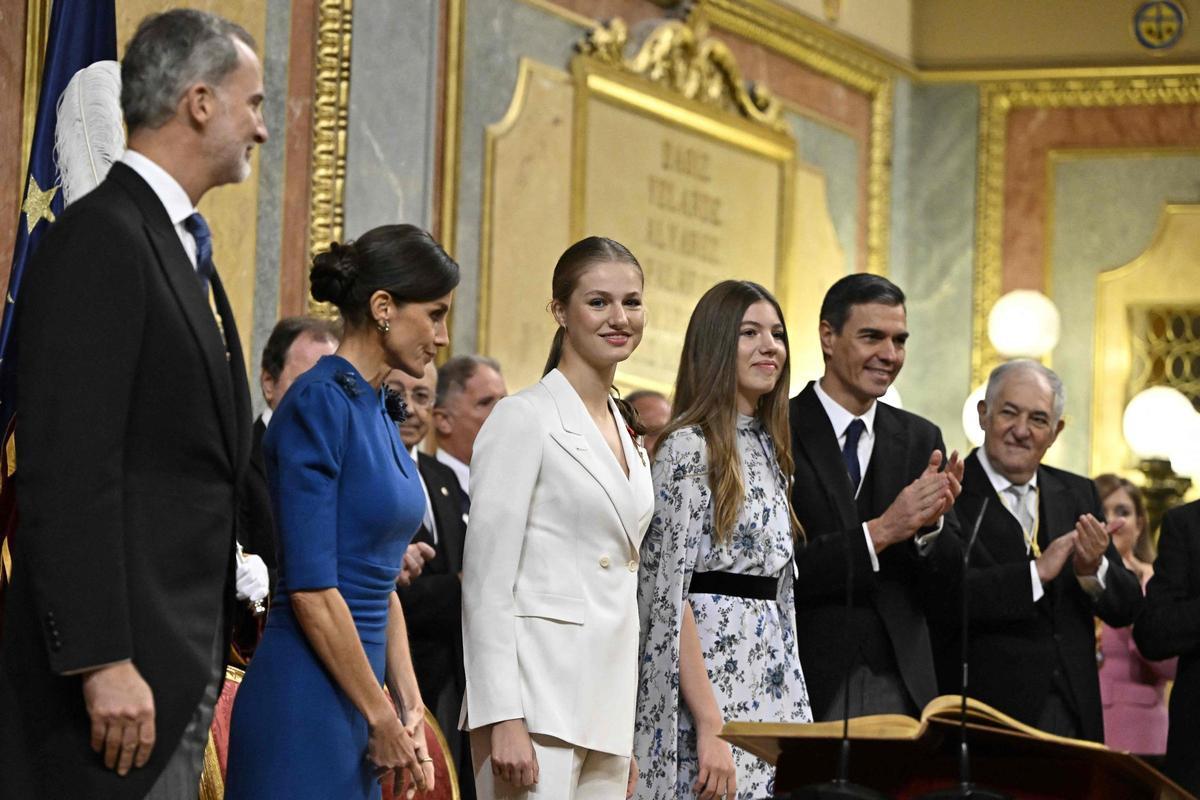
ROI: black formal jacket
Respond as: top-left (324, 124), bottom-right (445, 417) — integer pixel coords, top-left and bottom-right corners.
top-left (0, 163), bottom-right (251, 798)
top-left (950, 451), bottom-right (1141, 742)
top-left (790, 383), bottom-right (962, 720)
top-left (238, 415), bottom-right (278, 587)
top-left (397, 452), bottom-right (469, 709)
top-left (1133, 500), bottom-right (1200, 794)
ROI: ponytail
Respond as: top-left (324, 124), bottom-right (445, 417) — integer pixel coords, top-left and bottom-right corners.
top-left (543, 327), bottom-right (566, 377)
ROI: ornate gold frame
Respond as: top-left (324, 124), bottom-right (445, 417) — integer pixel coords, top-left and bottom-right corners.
top-left (306, 0), bottom-right (354, 317)
top-left (698, 0), bottom-right (895, 276)
top-left (969, 73), bottom-right (1200, 387)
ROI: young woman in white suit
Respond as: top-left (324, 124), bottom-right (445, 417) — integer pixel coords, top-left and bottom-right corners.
top-left (461, 237), bottom-right (655, 799)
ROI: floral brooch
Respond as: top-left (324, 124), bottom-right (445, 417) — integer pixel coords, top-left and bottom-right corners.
top-left (333, 371), bottom-right (361, 397)
top-left (383, 386), bottom-right (409, 424)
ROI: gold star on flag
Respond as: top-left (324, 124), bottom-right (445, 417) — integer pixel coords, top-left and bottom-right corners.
top-left (21, 176), bottom-right (58, 235)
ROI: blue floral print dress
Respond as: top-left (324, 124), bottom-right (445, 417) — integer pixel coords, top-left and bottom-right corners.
top-left (634, 416), bottom-right (812, 799)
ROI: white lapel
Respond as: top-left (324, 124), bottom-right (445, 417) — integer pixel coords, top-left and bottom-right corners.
top-left (543, 370), bottom-right (640, 550)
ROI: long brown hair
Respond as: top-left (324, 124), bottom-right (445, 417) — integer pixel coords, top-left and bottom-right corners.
top-left (1094, 473), bottom-right (1155, 563)
top-left (542, 236), bottom-right (645, 433)
top-left (657, 280), bottom-right (802, 544)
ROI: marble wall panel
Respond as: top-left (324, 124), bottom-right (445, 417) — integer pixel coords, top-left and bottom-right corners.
top-left (788, 110), bottom-right (858, 281)
top-left (1049, 153), bottom-right (1200, 475)
top-left (888, 80), bottom-right (980, 450)
top-left (343, 0), bottom-right (440, 238)
top-left (1002, 105), bottom-right (1200, 293)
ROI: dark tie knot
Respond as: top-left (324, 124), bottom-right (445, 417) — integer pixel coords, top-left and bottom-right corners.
top-left (844, 418), bottom-right (867, 447)
top-left (184, 212), bottom-right (214, 283)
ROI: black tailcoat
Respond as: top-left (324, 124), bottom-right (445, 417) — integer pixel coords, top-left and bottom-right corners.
top-left (0, 163), bottom-right (250, 797)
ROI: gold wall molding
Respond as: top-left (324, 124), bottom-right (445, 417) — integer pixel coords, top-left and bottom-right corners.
top-left (970, 73), bottom-right (1200, 388)
top-left (307, 0), bottom-right (354, 318)
top-left (440, 0), bottom-right (465, 256)
top-left (577, 17), bottom-right (786, 131)
top-left (697, 0), bottom-right (893, 275)
top-left (19, 0), bottom-right (52, 192)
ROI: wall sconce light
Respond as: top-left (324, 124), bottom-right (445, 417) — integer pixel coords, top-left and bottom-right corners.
top-left (1123, 386), bottom-right (1195, 535)
top-left (961, 384), bottom-right (987, 448)
top-left (987, 290), bottom-right (1061, 358)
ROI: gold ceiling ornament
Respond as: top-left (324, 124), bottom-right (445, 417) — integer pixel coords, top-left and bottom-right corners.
top-left (307, 0), bottom-right (354, 320)
top-left (576, 17), bottom-right (786, 132)
top-left (970, 74), bottom-right (1200, 387)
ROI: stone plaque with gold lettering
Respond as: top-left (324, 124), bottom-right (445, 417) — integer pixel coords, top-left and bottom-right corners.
top-left (571, 19), bottom-right (795, 393)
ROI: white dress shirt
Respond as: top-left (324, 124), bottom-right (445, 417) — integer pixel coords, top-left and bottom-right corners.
top-left (975, 447), bottom-right (1107, 602)
top-left (121, 149), bottom-right (199, 271)
top-left (813, 380), bottom-right (942, 571)
top-left (410, 446), bottom-right (438, 545)
top-left (436, 448), bottom-right (469, 498)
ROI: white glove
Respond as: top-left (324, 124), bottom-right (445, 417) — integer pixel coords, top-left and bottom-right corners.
top-left (235, 552), bottom-right (270, 602)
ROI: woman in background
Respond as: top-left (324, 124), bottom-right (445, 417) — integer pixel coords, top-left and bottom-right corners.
top-left (226, 225), bottom-right (458, 799)
top-left (461, 236), bottom-right (654, 799)
top-left (635, 280), bottom-right (811, 800)
top-left (1095, 473), bottom-right (1175, 756)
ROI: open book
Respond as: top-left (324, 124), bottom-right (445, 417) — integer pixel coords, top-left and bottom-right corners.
top-left (722, 694), bottom-right (1107, 766)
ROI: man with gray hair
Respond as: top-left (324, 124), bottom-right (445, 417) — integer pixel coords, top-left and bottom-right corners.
top-left (433, 355), bottom-right (507, 498)
top-left (0, 9), bottom-right (266, 797)
top-left (947, 359), bottom-right (1140, 741)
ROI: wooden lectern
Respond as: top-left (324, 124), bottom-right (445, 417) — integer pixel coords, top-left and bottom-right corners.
top-left (722, 696), bottom-right (1194, 800)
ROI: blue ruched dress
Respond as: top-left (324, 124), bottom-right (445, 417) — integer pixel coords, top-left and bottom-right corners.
top-left (225, 355), bottom-right (424, 799)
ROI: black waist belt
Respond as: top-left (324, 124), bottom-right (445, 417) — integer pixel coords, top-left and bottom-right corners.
top-left (688, 572), bottom-right (777, 600)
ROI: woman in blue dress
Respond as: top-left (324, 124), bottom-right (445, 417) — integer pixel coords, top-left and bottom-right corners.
top-left (225, 224), bottom-right (459, 799)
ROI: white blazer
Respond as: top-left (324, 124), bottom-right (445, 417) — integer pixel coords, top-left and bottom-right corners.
top-left (461, 369), bottom-right (654, 756)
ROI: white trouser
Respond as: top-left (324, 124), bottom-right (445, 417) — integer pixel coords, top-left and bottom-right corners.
top-left (470, 730), bottom-right (629, 800)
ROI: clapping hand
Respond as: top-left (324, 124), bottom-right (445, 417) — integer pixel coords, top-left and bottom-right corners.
top-left (1073, 514), bottom-right (1120, 576)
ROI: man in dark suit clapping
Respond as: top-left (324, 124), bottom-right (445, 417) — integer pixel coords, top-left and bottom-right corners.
top-left (1133, 499), bottom-right (1200, 790)
top-left (790, 274), bottom-right (964, 720)
top-left (0, 10), bottom-right (266, 798)
top-left (953, 360), bottom-right (1140, 741)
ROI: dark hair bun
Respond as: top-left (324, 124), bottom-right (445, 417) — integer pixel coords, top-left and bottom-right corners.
top-left (309, 240), bottom-right (359, 306)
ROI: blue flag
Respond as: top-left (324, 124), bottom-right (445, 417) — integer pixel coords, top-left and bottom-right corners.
top-left (1, 0), bottom-right (117, 434)
top-left (0, 0), bottom-right (117, 587)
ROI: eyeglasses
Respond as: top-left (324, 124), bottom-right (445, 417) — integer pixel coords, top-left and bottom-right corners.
top-left (388, 386), bottom-right (434, 409)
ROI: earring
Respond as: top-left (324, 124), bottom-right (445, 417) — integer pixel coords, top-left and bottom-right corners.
top-left (376, 318), bottom-right (390, 334)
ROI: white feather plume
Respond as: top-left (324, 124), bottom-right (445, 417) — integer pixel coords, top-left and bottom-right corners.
top-left (54, 60), bottom-right (125, 206)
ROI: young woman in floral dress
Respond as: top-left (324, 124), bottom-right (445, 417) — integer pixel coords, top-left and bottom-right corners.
top-left (635, 280), bottom-right (811, 800)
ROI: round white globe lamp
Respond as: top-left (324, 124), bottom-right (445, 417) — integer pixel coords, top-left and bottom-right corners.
top-left (962, 384), bottom-right (987, 448)
top-left (987, 290), bottom-right (1061, 358)
top-left (1123, 386), bottom-right (1196, 460)
top-left (1167, 411), bottom-right (1200, 480)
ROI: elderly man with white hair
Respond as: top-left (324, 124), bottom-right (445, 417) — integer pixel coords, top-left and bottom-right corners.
top-left (946, 359), bottom-right (1141, 742)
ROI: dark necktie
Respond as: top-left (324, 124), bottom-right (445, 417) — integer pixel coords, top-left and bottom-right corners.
top-left (184, 212), bottom-right (215, 297)
top-left (842, 418), bottom-right (867, 491)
